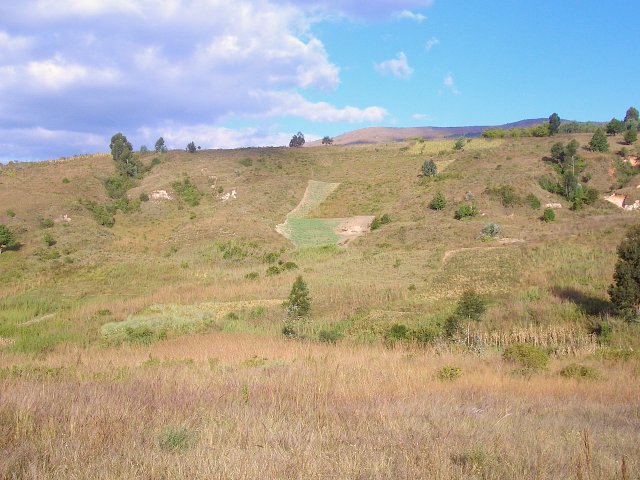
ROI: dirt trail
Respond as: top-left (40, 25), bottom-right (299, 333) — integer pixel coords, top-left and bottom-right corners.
top-left (442, 238), bottom-right (525, 263)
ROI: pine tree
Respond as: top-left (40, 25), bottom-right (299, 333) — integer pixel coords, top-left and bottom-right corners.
top-left (548, 113), bottom-right (561, 135)
top-left (285, 276), bottom-right (311, 320)
top-left (429, 191), bottom-right (447, 210)
top-left (608, 225), bottom-right (640, 321)
top-left (588, 128), bottom-right (609, 152)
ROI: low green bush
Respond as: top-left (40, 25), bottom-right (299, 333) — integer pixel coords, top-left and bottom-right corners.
top-left (503, 343), bottom-right (549, 372)
top-left (436, 365), bottom-right (462, 381)
top-left (542, 208), bottom-right (555, 222)
top-left (559, 363), bottom-right (599, 380)
top-left (454, 203), bottom-right (478, 220)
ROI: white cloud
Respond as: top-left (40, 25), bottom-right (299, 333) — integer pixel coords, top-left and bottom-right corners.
top-left (443, 72), bottom-right (460, 95)
top-left (254, 91), bottom-right (388, 123)
top-left (135, 124), bottom-right (293, 150)
top-left (412, 113), bottom-right (433, 121)
top-left (0, 31), bottom-right (32, 53)
top-left (396, 10), bottom-right (427, 22)
top-left (25, 56), bottom-right (121, 91)
top-left (425, 36), bottom-right (439, 50)
top-left (375, 52), bottom-right (414, 79)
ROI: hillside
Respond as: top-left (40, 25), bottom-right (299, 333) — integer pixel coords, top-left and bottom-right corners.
top-left (307, 119), bottom-right (548, 146)
top-left (1, 132), bottom-right (640, 478)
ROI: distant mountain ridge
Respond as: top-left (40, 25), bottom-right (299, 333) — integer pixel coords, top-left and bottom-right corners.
top-left (308, 118), bottom-right (549, 146)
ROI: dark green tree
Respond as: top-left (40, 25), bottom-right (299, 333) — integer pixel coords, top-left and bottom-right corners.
top-left (606, 118), bottom-right (625, 135)
top-left (548, 113), bottom-right (561, 135)
top-left (0, 224), bottom-right (17, 253)
top-left (454, 137), bottom-right (466, 150)
top-left (623, 128), bottom-right (637, 145)
top-left (624, 106), bottom-right (639, 123)
top-left (589, 128), bottom-right (609, 152)
top-left (186, 142), bottom-right (197, 153)
top-left (421, 159), bottom-right (437, 177)
top-left (110, 133), bottom-right (141, 177)
top-left (429, 191), bottom-right (447, 210)
top-left (285, 276), bottom-right (311, 320)
top-left (321, 136), bottom-right (333, 145)
top-left (608, 224), bottom-right (640, 321)
top-left (564, 139), bottom-right (579, 160)
top-left (289, 132), bottom-right (305, 148)
top-left (454, 289), bottom-right (487, 321)
top-left (155, 137), bottom-right (167, 153)
top-left (550, 142), bottom-right (565, 162)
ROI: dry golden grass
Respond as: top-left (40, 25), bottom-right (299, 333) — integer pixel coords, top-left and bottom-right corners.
top-left (1, 332), bottom-right (638, 479)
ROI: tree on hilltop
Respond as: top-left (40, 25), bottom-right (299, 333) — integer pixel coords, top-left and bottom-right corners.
top-left (155, 137), bottom-right (167, 153)
top-left (322, 136), bottom-right (333, 145)
top-left (548, 113), bottom-right (561, 135)
top-left (624, 106), bottom-right (639, 123)
top-left (606, 118), bottom-right (625, 135)
top-left (608, 224), bottom-right (640, 321)
top-left (289, 132), bottom-right (305, 148)
top-left (110, 133), bottom-right (139, 177)
top-left (186, 141), bottom-right (197, 153)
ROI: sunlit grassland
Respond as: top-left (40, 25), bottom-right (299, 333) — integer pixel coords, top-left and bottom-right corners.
top-left (0, 332), bottom-right (638, 479)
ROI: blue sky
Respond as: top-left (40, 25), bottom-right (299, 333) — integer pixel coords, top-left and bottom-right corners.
top-left (1, 0), bottom-right (639, 162)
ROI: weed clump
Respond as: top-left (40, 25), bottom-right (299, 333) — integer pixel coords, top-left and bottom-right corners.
top-left (370, 214), bottom-right (391, 230)
top-left (559, 363), bottom-right (599, 380)
top-left (429, 191), bottom-right (447, 210)
top-left (542, 208), bottom-right (555, 222)
top-left (436, 365), bottom-right (462, 381)
top-left (158, 426), bottom-right (195, 452)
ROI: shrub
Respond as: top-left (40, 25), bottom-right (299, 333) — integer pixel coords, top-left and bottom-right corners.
top-left (436, 365), bottom-right (462, 380)
top-left (158, 426), bottom-right (195, 451)
top-left (429, 191), bottom-right (447, 210)
top-left (412, 325), bottom-right (439, 344)
top-left (542, 208), bottom-right (555, 222)
top-left (454, 138), bottom-right (465, 150)
top-left (560, 363), bottom-right (599, 380)
top-left (318, 328), bottom-right (343, 344)
top-left (172, 177), bottom-right (203, 207)
top-left (266, 265), bottom-right (280, 276)
top-left (80, 200), bottom-right (115, 227)
top-left (239, 157), bottom-right (253, 167)
top-left (455, 289), bottom-right (486, 321)
top-left (386, 323), bottom-right (410, 342)
top-left (443, 316), bottom-right (463, 338)
top-left (139, 192), bottom-right (149, 202)
top-left (6, 209), bottom-right (15, 218)
top-left (503, 343), bottom-right (549, 372)
top-left (421, 159), bottom-right (437, 177)
top-left (43, 233), bottom-right (56, 247)
top-left (481, 223), bottom-right (501, 238)
top-left (104, 174), bottom-right (134, 200)
top-left (608, 224), bottom-right (640, 321)
top-left (244, 271), bottom-right (259, 280)
top-left (525, 193), bottom-right (540, 209)
top-left (40, 218), bottom-right (54, 228)
top-left (62, 177), bottom-right (70, 184)
top-left (281, 261), bottom-right (298, 271)
top-left (623, 128), bottom-right (637, 145)
top-left (454, 203), bottom-right (478, 220)
top-left (485, 185), bottom-right (521, 207)
top-left (0, 224), bottom-right (18, 253)
top-left (371, 214), bottom-right (391, 230)
top-left (539, 176), bottom-right (562, 195)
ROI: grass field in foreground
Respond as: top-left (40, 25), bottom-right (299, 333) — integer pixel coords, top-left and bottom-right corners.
top-left (0, 332), bottom-right (638, 479)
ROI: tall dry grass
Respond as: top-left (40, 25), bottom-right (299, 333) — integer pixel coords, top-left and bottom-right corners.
top-left (1, 331), bottom-right (638, 479)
